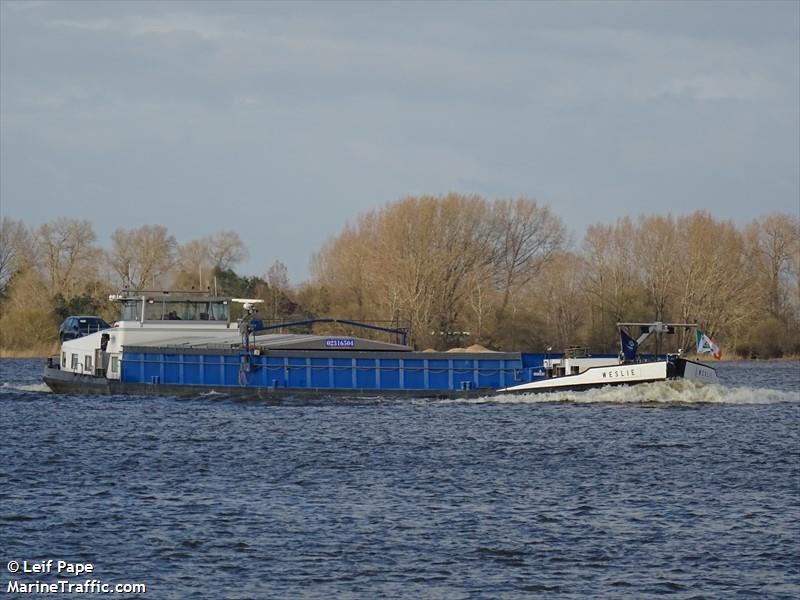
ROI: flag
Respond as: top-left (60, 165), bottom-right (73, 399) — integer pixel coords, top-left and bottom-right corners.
top-left (696, 330), bottom-right (722, 360)
top-left (619, 328), bottom-right (638, 362)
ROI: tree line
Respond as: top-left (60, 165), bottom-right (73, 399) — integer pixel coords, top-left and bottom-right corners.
top-left (1, 195), bottom-right (798, 357)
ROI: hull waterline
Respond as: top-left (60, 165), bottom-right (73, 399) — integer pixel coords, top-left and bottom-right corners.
top-left (43, 358), bottom-right (715, 400)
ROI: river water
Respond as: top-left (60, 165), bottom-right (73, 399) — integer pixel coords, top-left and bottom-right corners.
top-left (1, 359), bottom-right (798, 599)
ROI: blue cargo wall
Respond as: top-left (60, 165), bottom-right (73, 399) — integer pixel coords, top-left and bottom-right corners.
top-left (120, 350), bottom-right (543, 392)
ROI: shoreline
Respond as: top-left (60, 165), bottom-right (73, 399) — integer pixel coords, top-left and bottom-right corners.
top-left (0, 346), bottom-right (58, 359)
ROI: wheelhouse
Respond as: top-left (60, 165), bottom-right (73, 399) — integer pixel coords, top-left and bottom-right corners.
top-left (110, 291), bottom-right (231, 323)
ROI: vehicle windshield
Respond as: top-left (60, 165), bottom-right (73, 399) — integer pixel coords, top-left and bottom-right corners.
top-left (77, 318), bottom-right (109, 330)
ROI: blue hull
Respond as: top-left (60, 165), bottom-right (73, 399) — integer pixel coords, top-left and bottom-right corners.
top-left (120, 347), bottom-right (541, 393)
top-left (44, 347), bottom-right (565, 397)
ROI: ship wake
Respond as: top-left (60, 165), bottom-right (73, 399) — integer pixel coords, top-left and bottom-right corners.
top-left (460, 379), bottom-right (798, 406)
top-left (1, 382), bottom-right (53, 394)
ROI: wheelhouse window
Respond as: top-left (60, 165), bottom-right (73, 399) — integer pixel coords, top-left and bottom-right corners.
top-left (143, 300), bottom-right (229, 321)
top-left (71, 354), bottom-right (79, 370)
top-left (110, 356), bottom-right (119, 373)
top-left (116, 295), bottom-right (230, 322)
top-left (120, 300), bottom-right (142, 321)
top-left (85, 355), bottom-right (93, 373)
top-left (61, 352), bottom-right (66, 368)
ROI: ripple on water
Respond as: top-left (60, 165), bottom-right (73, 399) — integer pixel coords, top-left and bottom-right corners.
top-left (0, 358), bottom-right (798, 598)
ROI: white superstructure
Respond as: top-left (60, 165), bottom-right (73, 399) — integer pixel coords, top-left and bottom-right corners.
top-left (58, 291), bottom-right (254, 380)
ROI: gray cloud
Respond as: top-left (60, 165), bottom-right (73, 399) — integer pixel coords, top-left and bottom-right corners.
top-left (2, 0), bottom-right (798, 281)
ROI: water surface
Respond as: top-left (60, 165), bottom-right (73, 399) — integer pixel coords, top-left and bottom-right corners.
top-left (1, 359), bottom-right (798, 598)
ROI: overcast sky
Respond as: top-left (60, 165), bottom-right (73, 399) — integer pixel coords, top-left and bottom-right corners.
top-left (2, 0), bottom-right (798, 282)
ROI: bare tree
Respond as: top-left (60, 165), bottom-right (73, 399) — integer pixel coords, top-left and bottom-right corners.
top-left (35, 218), bottom-right (99, 299)
top-left (744, 213), bottom-right (800, 321)
top-left (174, 239), bottom-right (213, 290)
top-left (490, 199), bottom-right (567, 320)
top-left (312, 221), bottom-right (375, 321)
top-left (0, 218), bottom-right (33, 294)
top-left (371, 195), bottom-right (495, 347)
top-left (427, 194), bottom-right (494, 341)
top-left (110, 225), bottom-right (176, 290)
top-left (171, 231), bottom-right (248, 290)
top-left (465, 263), bottom-right (495, 343)
top-left (208, 230), bottom-right (249, 271)
top-left (311, 194), bottom-right (571, 348)
top-left (537, 251), bottom-right (588, 350)
top-left (672, 212), bottom-right (756, 347)
top-left (634, 215), bottom-right (677, 322)
top-left (582, 218), bottom-right (642, 327)
top-left (266, 260), bottom-right (290, 319)
top-left (370, 198), bottom-right (443, 345)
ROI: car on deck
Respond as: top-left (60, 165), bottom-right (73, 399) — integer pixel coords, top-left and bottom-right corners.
top-left (58, 316), bottom-right (111, 342)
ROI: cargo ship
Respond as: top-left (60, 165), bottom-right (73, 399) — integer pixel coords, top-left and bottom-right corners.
top-left (42, 290), bottom-right (718, 398)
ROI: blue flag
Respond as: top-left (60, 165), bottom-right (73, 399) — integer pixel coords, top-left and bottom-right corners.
top-left (620, 329), bottom-right (638, 362)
